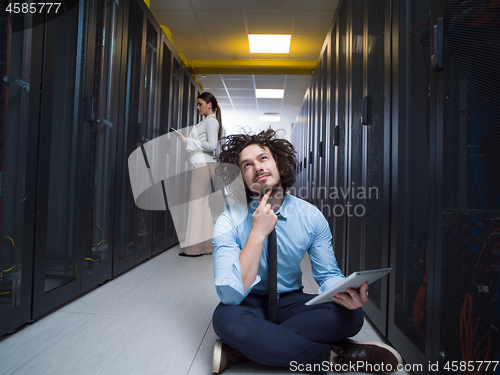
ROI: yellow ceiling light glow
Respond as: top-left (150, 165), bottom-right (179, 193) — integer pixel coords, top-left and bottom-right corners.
top-left (259, 115), bottom-right (281, 122)
top-left (249, 35), bottom-right (291, 53)
top-left (255, 89), bottom-right (284, 99)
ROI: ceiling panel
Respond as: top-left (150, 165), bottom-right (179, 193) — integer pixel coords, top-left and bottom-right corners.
top-left (201, 89), bottom-right (228, 98)
top-left (257, 98), bottom-right (282, 107)
top-left (248, 52), bottom-right (290, 59)
top-left (216, 97), bottom-right (232, 105)
top-left (196, 78), bottom-right (224, 88)
top-left (293, 11), bottom-right (335, 35)
top-left (288, 52), bottom-right (321, 60)
top-left (258, 106), bottom-right (282, 115)
top-left (149, 0), bottom-right (341, 135)
top-left (253, 74), bottom-right (287, 80)
top-left (227, 89), bottom-right (255, 98)
top-left (205, 34), bottom-right (249, 53)
top-left (171, 34), bottom-right (210, 52)
top-left (196, 11), bottom-right (247, 34)
top-left (230, 97), bottom-right (255, 105)
top-left (221, 74), bottom-right (254, 80)
top-left (245, 11), bottom-right (295, 34)
top-left (290, 35), bottom-right (326, 54)
top-left (224, 80), bottom-right (255, 89)
top-left (153, 11), bottom-right (202, 34)
top-left (254, 79), bottom-right (286, 89)
top-left (190, 0), bottom-right (243, 10)
top-left (295, 0), bottom-right (340, 11)
top-left (243, 0), bottom-right (297, 11)
top-left (150, 0), bottom-right (192, 11)
top-left (181, 51), bottom-right (213, 59)
top-left (210, 52), bottom-right (252, 59)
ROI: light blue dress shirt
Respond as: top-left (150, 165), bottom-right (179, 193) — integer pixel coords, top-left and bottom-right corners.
top-left (212, 193), bottom-right (345, 305)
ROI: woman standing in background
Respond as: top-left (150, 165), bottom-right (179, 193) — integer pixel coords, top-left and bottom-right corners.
top-left (178, 92), bottom-right (222, 257)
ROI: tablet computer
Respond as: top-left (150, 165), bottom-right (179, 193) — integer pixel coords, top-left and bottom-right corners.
top-left (169, 127), bottom-right (183, 137)
top-left (305, 268), bottom-right (392, 305)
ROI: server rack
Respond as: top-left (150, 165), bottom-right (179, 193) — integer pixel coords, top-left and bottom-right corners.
top-left (293, 0), bottom-right (500, 371)
top-left (31, 0), bottom-right (88, 317)
top-left (1, 0), bottom-right (197, 336)
top-left (0, 7), bottom-right (37, 334)
top-left (79, 0), bottom-right (121, 293)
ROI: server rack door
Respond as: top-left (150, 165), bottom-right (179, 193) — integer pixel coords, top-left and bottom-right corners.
top-left (306, 81), bottom-right (312, 201)
top-left (32, 1), bottom-right (86, 317)
top-left (189, 82), bottom-right (196, 127)
top-left (113, 0), bottom-right (146, 276)
top-left (345, 0), bottom-right (364, 277)
top-left (319, 48), bottom-right (329, 219)
top-left (80, 0), bottom-right (122, 292)
top-left (388, 0), bottom-right (433, 367)
top-left (151, 35), bottom-right (172, 255)
top-left (311, 71), bottom-right (319, 208)
top-left (359, 0), bottom-right (391, 333)
top-left (436, 0), bottom-right (500, 368)
top-left (134, 15), bottom-right (159, 263)
top-left (158, 37), bottom-right (176, 250)
top-left (168, 57), bottom-right (182, 245)
top-left (0, 9), bottom-right (36, 335)
top-left (329, 19), bottom-right (343, 268)
top-left (333, 1), bottom-right (350, 273)
top-left (181, 71), bottom-right (190, 129)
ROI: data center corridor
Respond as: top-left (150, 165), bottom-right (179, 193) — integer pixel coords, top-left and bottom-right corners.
top-left (0, 246), bottom-right (410, 375)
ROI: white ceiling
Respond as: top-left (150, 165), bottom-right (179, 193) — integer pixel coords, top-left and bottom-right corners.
top-left (149, 0), bottom-right (341, 139)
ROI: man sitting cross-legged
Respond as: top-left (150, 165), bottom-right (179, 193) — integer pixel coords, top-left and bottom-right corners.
top-left (210, 129), bottom-right (402, 374)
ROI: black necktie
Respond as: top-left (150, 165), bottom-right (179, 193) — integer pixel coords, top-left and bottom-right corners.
top-left (267, 227), bottom-right (277, 323)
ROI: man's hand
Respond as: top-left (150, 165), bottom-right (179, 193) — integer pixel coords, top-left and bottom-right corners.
top-left (179, 136), bottom-right (188, 147)
top-left (331, 281), bottom-right (369, 310)
top-left (251, 190), bottom-right (278, 240)
top-left (239, 190), bottom-right (277, 290)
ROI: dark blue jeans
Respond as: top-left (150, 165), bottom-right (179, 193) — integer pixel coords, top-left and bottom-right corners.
top-left (212, 290), bottom-right (364, 375)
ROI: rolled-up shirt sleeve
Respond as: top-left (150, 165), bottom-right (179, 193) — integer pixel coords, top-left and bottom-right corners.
top-left (307, 212), bottom-right (345, 294)
top-left (186, 117), bottom-right (219, 152)
top-left (212, 212), bottom-right (261, 305)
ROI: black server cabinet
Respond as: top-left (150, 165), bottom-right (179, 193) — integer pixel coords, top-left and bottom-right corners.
top-left (359, 0), bottom-right (391, 332)
top-left (31, 1), bottom-right (88, 318)
top-left (79, 0), bottom-right (122, 293)
top-left (389, 0), bottom-right (500, 371)
top-left (153, 29), bottom-right (176, 255)
top-left (438, 1), bottom-right (500, 369)
top-left (345, 0), bottom-right (364, 279)
top-left (142, 14), bottom-right (169, 258)
top-left (332, 1), bottom-right (349, 273)
top-left (0, 8), bottom-right (38, 335)
top-left (113, 0), bottom-right (152, 276)
top-left (389, 0), bottom-right (433, 366)
top-left (297, 0), bottom-right (392, 338)
top-left (343, 0), bottom-right (391, 333)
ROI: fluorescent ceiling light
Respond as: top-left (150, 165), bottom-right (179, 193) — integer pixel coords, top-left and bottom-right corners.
top-left (255, 89), bottom-right (284, 99)
top-left (249, 35), bottom-right (291, 53)
top-left (259, 115), bottom-right (281, 122)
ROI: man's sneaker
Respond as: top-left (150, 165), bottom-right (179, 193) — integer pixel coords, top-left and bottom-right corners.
top-left (330, 339), bottom-right (403, 374)
top-left (212, 339), bottom-right (250, 373)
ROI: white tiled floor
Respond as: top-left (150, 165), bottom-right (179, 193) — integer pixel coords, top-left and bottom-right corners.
top-left (0, 246), bottom-right (410, 375)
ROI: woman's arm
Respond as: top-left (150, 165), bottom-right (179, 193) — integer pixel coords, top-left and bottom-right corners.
top-left (186, 118), bottom-right (219, 152)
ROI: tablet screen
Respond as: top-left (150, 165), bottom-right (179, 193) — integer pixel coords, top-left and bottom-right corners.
top-left (305, 268), bottom-right (392, 305)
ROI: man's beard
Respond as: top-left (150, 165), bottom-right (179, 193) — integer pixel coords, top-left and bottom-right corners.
top-left (249, 179), bottom-right (282, 198)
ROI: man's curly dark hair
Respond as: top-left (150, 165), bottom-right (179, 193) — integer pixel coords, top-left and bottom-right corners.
top-left (215, 128), bottom-right (299, 202)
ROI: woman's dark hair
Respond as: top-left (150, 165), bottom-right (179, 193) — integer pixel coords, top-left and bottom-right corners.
top-left (215, 128), bottom-right (299, 202)
top-left (198, 92), bottom-right (222, 140)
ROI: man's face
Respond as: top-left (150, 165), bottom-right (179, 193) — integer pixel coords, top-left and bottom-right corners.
top-left (238, 144), bottom-right (281, 196)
